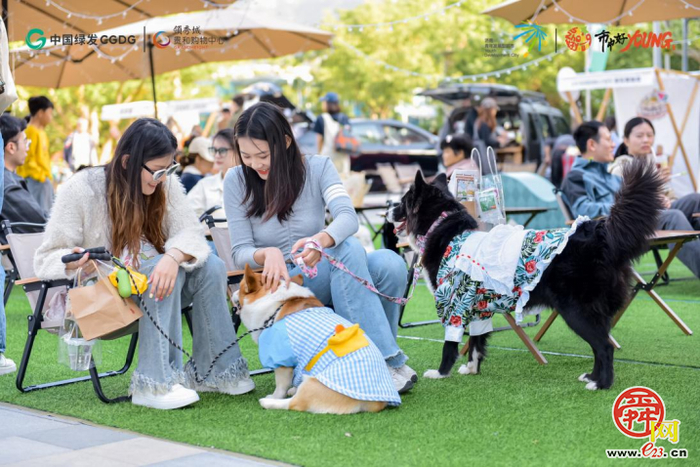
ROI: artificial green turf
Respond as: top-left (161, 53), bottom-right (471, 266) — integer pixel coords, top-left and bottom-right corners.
top-left (0, 252), bottom-right (698, 467)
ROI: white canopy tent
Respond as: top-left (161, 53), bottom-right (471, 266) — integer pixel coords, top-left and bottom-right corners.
top-left (558, 67), bottom-right (700, 196)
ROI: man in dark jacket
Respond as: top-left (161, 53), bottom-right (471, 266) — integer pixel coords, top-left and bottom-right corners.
top-left (0, 115), bottom-right (47, 244)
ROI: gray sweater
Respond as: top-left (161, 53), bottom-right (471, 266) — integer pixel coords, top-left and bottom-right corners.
top-left (224, 155), bottom-right (359, 270)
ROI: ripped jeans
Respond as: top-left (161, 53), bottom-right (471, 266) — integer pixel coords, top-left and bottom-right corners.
top-left (130, 254), bottom-right (248, 395)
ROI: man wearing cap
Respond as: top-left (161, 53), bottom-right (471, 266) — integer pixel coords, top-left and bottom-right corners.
top-left (313, 92), bottom-right (351, 173)
top-left (180, 136), bottom-right (214, 193)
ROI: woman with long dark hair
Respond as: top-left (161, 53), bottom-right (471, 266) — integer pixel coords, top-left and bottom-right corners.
top-left (609, 116), bottom-right (700, 278)
top-left (225, 102), bottom-right (415, 393)
top-left (35, 118), bottom-right (252, 410)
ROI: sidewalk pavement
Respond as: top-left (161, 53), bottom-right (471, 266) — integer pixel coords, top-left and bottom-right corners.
top-left (0, 403), bottom-right (286, 467)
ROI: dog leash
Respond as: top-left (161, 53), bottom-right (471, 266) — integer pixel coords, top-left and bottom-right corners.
top-left (115, 257), bottom-right (281, 384)
top-left (295, 212), bottom-right (451, 306)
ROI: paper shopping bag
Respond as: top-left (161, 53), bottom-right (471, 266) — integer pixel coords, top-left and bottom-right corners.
top-left (68, 275), bottom-right (142, 341)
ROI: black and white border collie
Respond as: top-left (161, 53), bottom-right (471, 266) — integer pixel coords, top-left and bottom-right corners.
top-left (387, 160), bottom-right (664, 390)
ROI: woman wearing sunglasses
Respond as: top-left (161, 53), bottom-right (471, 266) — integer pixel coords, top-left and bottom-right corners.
top-left (187, 128), bottom-right (238, 219)
top-left (34, 118), bottom-right (253, 410)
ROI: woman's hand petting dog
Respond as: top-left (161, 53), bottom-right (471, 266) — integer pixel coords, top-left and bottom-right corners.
top-left (261, 247), bottom-right (291, 293)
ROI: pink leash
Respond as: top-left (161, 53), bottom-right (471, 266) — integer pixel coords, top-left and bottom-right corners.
top-left (294, 212), bottom-right (450, 306)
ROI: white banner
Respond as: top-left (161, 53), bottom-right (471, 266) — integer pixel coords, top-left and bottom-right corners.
top-left (558, 68), bottom-right (656, 92)
top-left (613, 73), bottom-right (700, 196)
top-left (101, 98), bottom-right (221, 121)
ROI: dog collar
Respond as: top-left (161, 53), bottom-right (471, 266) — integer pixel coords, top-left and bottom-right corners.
top-left (415, 211), bottom-right (450, 255)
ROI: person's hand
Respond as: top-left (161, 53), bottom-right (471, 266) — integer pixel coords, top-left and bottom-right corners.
top-left (64, 247), bottom-right (95, 275)
top-left (262, 247), bottom-right (290, 293)
top-left (291, 237), bottom-right (322, 269)
top-left (149, 254), bottom-right (180, 301)
top-left (661, 195), bottom-right (672, 210)
top-left (658, 166), bottom-right (671, 184)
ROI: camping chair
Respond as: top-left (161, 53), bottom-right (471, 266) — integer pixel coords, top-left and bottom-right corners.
top-left (2, 221), bottom-right (138, 404)
top-left (376, 163), bottom-right (404, 194)
top-left (393, 163), bottom-right (422, 191)
top-left (200, 208), bottom-right (271, 377)
top-left (2, 244), bottom-right (17, 306)
top-left (395, 242), bottom-right (548, 365)
top-left (537, 193), bottom-right (697, 347)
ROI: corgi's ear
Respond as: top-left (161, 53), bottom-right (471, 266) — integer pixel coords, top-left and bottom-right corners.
top-left (290, 274), bottom-right (304, 286)
top-left (243, 264), bottom-right (260, 293)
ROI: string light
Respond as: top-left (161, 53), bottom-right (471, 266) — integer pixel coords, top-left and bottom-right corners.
top-left (678, 0), bottom-right (700, 9)
top-left (41, 0), bottom-right (236, 22)
top-left (549, 0), bottom-right (647, 25)
top-left (322, 0), bottom-right (465, 33)
top-left (336, 39), bottom-right (573, 83)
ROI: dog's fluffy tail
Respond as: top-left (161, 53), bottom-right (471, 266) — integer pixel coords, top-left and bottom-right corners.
top-left (604, 158), bottom-right (665, 265)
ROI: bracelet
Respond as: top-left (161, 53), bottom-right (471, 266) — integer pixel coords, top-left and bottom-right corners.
top-left (164, 252), bottom-right (180, 265)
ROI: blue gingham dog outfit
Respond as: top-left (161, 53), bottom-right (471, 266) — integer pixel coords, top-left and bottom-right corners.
top-left (258, 307), bottom-right (401, 406)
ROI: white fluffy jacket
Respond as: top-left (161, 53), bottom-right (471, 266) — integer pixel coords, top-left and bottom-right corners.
top-left (34, 167), bottom-right (210, 280)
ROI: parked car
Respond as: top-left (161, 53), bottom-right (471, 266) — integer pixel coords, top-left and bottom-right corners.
top-left (418, 84), bottom-right (570, 166)
top-left (348, 119), bottom-right (439, 191)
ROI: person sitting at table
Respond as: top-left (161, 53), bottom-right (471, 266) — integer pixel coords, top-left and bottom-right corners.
top-left (561, 120), bottom-right (700, 279)
top-left (224, 102), bottom-right (416, 393)
top-left (608, 117), bottom-right (700, 232)
top-left (440, 134), bottom-right (478, 179)
top-left (187, 128), bottom-right (239, 219)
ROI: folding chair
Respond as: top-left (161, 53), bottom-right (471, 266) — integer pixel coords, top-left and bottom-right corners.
top-left (2, 244), bottom-right (17, 306)
top-left (376, 163), bottom-right (404, 194)
top-left (537, 193), bottom-right (696, 346)
top-left (2, 221), bottom-right (137, 404)
top-left (200, 210), bottom-right (271, 377)
top-left (393, 163), bottom-right (422, 191)
top-left (395, 242), bottom-right (548, 365)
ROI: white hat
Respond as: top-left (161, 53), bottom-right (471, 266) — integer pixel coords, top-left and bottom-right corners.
top-left (188, 137), bottom-right (214, 162)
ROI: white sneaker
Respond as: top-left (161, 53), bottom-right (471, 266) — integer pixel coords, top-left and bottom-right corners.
top-left (0, 354), bottom-right (16, 376)
top-left (132, 384), bottom-right (199, 410)
top-left (397, 364), bottom-right (418, 383)
top-left (388, 365), bottom-right (414, 394)
top-left (195, 377), bottom-right (255, 396)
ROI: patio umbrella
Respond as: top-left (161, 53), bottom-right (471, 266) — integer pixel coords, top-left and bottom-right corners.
top-left (11, 7), bottom-right (332, 115)
top-left (2, 0), bottom-right (237, 42)
top-left (482, 0), bottom-right (700, 26)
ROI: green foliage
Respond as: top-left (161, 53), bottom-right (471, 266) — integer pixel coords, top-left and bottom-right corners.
top-left (300, 0), bottom-right (699, 119)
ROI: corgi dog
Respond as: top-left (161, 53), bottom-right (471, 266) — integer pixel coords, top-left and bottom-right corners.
top-left (234, 264), bottom-right (401, 414)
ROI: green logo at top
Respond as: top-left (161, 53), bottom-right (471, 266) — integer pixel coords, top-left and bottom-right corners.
top-left (26, 28), bottom-right (46, 49)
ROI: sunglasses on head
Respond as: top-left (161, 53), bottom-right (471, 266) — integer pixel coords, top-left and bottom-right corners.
top-left (209, 146), bottom-right (232, 157)
top-left (142, 162), bottom-right (180, 181)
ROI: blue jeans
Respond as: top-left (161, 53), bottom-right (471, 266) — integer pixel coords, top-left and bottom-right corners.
top-left (130, 254), bottom-right (249, 394)
top-left (287, 237), bottom-right (408, 368)
top-left (0, 268), bottom-right (5, 354)
top-left (0, 134), bottom-right (4, 354)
